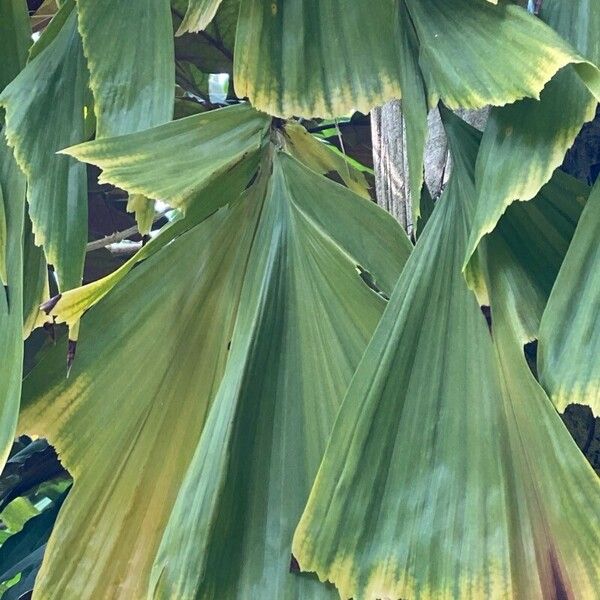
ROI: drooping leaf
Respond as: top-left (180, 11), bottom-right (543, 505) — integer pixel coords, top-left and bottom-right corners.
top-left (0, 0), bottom-right (29, 473)
top-left (538, 180), bottom-right (600, 414)
top-left (75, 0), bottom-right (175, 235)
top-left (175, 0), bottom-right (224, 34)
top-left (173, 0), bottom-right (237, 75)
top-left (75, 0), bottom-right (174, 137)
top-left (465, 0), bottom-right (600, 269)
top-left (0, 489), bottom-right (68, 599)
top-left (22, 214), bottom-right (49, 337)
top-left (293, 109), bottom-right (600, 600)
top-left (282, 122), bottom-right (371, 198)
top-left (0, 134), bottom-right (25, 473)
top-left (467, 169), bottom-right (588, 341)
top-left (0, 2), bottom-right (89, 291)
top-left (234, 0), bottom-right (600, 118)
top-left (62, 103), bottom-right (270, 212)
top-left (0, 0), bottom-right (30, 93)
top-left (21, 150), bottom-right (410, 600)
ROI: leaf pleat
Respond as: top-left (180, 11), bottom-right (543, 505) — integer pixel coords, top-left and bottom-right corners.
top-left (538, 181), bottom-right (600, 414)
top-left (20, 151), bottom-right (410, 599)
top-left (292, 110), bottom-right (600, 600)
top-left (0, 3), bottom-right (89, 291)
top-left (464, 0), bottom-right (600, 270)
top-left (234, 0), bottom-right (600, 118)
top-left (62, 103), bottom-right (271, 212)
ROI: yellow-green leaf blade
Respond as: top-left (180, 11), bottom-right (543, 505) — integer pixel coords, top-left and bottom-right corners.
top-left (464, 0), bottom-right (600, 272)
top-left (293, 110), bottom-right (600, 600)
top-left (62, 104), bottom-right (270, 212)
top-left (0, 3), bottom-right (89, 291)
top-left (75, 0), bottom-right (174, 138)
top-left (538, 180), bottom-right (600, 414)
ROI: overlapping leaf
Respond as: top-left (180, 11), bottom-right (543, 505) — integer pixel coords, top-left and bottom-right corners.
top-left (0, 0), bottom-right (30, 471)
top-left (173, 0), bottom-right (237, 75)
top-left (465, 0), bottom-right (600, 269)
top-left (63, 103), bottom-right (270, 212)
top-left (0, 0), bottom-right (30, 92)
top-left (293, 111), bottom-right (600, 600)
top-left (76, 0), bottom-right (174, 138)
top-left (21, 144), bottom-right (411, 599)
top-left (175, 0), bottom-right (225, 34)
top-left (538, 181), bottom-right (600, 414)
top-left (281, 122), bottom-right (371, 198)
top-left (0, 135), bottom-right (25, 473)
top-left (75, 0), bottom-right (175, 231)
top-left (467, 169), bottom-right (588, 341)
top-left (234, 0), bottom-right (600, 118)
top-left (0, 1), bottom-right (89, 291)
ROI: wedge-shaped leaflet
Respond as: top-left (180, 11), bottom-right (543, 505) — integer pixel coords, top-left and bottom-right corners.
top-left (293, 112), bottom-right (600, 600)
top-left (0, 2), bottom-right (88, 291)
top-left (21, 153), bottom-right (410, 599)
top-left (0, 0), bottom-right (31, 470)
top-left (234, 0), bottom-right (599, 118)
top-left (63, 103), bottom-right (270, 212)
top-left (0, 135), bottom-right (26, 471)
top-left (467, 169), bottom-right (588, 341)
top-left (149, 154), bottom-right (409, 600)
top-left (0, 0), bottom-right (30, 92)
top-left (538, 181), bottom-right (600, 414)
top-left (282, 122), bottom-right (371, 198)
top-left (176, 0), bottom-right (225, 34)
top-left (465, 0), bottom-right (600, 269)
top-left (22, 215), bottom-right (49, 337)
top-left (75, 0), bottom-right (174, 137)
top-left (75, 0), bottom-right (175, 231)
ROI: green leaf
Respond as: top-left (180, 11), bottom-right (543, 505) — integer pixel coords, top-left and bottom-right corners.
top-left (20, 152), bottom-right (410, 599)
top-left (75, 0), bottom-right (175, 234)
top-left (538, 180), bottom-right (600, 414)
top-left (0, 497), bottom-right (38, 534)
top-left (176, 0), bottom-right (224, 34)
top-left (0, 134), bottom-right (25, 473)
top-left (234, 0), bottom-right (600, 118)
top-left (62, 103), bottom-right (270, 212)
top-left (464, 0), bottom-right (600, 271)
top-left (0, 3), bottom-right (89, 291)
top-left (0, 0), bottom-right (29, 475)
top-left (0, 490), bottom-right (67, 594)
top-left (22, 214), bottom-right (49, 337)
top-left (75, 0), bottom-right (174, 137)
top-left (293, 109), bottom-right (600, 600)
top-left (173, 0), bottom-right (237, 75)
top-left (0, 0), bottom-right (30, 93)
top-left (282, 122), bottom-right (371, 198)
top-left (465, 167), bottom-right (588, 341)
top-left (0, 181), bottom-right (7, 285)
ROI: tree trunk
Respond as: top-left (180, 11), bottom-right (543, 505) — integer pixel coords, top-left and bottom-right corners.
top-left (371, 101), bottom-right (488, 235)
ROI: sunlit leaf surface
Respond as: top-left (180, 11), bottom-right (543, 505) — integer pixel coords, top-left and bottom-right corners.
top-left (465, 0), bottom-right (600, 270)
top-left (235, 0), bottom-right (600, 118)
top-left (0, 2), bottom-right (88, 291)
top-left (21, 145), bottom-right (411, 599)
top-left (293, 111), bottom-right (600, 600)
